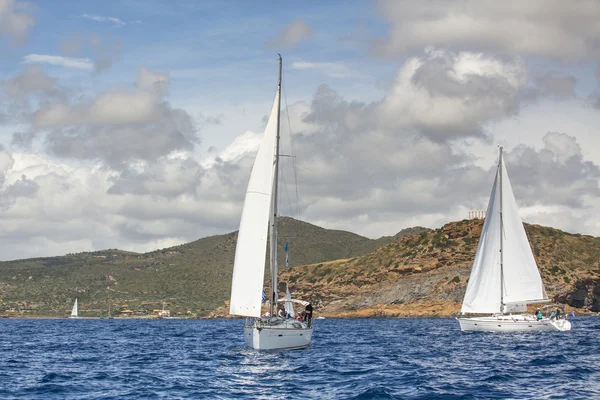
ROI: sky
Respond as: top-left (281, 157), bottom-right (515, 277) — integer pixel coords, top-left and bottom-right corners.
top-left (0, 0), bottom-right (599, 261)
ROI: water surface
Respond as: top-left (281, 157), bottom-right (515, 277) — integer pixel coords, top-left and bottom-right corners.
top-left (0, 317), bottom-right (598, 399)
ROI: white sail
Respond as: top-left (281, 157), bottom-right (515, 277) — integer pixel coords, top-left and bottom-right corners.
top-left (461, 151), bottom-right (547, 314)
top-left (229, 91), bottom-right (280, 318)
top-left (284, 285), bottom-right (295, 318)
top-left (71, 298), bottom-right (78, 317)
top-left (461, 170), bottom-right (502, 314)
top-left (499, 160), bottom-right (547, 306)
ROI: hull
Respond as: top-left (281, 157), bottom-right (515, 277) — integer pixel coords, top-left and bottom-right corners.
top-left (457, 315), bottom-right (571, 332)
top-left (244, 318), bottom-right (313, 350)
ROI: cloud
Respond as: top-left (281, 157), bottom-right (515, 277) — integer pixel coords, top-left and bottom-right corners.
top-left (589, 66), bottom-right (600, 110)
top-left (291, 61), bottom-right (364, 79)
top-left (22, 54), bottom-right (94, 70)
top-left (379, 50), bottom-right (527, 142)
top-left (505, 132), bottom-right (600, 208)
top-left (535, 73), bottom-right (576, 100)
top-left (28, 68), bottom-right (198, 170)
top-left (107, 157), bottom-right (203, 198)
top-left (0, 0), bottom-right (35, 44)
top-left (0, 65), bottom-right (67, 125)
top-left (373, 0), bottom-right (600, 60)
top-left (56, 33), bottom-right (122, 72)
top-left (2, 65), bottom-right (58, 97)
top-left (136, 67), bottom-right (169, 94)
top-left (266, 19), bottom-right (313, 49)
top-left (10, 131), bottom-right (36, 150)
top-left (87, 33), bottom-right (123, 71)
top-left (80, 13), bottom-right (125, 25)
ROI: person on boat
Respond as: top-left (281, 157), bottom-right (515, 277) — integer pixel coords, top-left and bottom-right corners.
top-left (536, 309), bottom-right (543, 320)
top-left (555, 308), bottom-right (562, 319)
top-left (550, 310), bottom-right (556, 320)
top-left (304, 303), bottom-right (313, 325)
top-left (278, 307), bottom-right (285, 318)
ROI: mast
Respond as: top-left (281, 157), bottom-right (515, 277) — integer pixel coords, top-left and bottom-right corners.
top-left (498, 146), bottom-right (504, 313)
top-left (269, 55), bottom-right (282, 317)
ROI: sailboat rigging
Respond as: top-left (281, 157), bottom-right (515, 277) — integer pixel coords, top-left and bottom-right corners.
top-left (229, 55), bottom-right (313, 350)
top-left (457, 147), bottom-right (571, 332)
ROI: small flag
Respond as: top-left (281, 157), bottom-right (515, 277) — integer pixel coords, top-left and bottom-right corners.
top-left (285, 242), bottom-right (289, 268)
top-left (261, 287), bottom-right (267, 303)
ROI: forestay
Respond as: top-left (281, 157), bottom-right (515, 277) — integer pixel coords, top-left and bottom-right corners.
top-left (229, 91), bottom-right (280, 317)
top-left (460, 151), bottom-right (547, 314)
top-left (461, 171), bottom-right (502, 314)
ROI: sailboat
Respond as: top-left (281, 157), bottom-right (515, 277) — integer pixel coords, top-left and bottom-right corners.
top-left (70, 298), bottom-right (79, 318)
top-left (457, 147), bottom-right (571, 332)
top-left (229, 55), bottom-right (313, 350)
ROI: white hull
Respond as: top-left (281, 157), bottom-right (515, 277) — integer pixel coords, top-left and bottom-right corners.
top-left (457, 315), bottom-right (571, 332)
top-left (244, 318), bottom-right (313, 350)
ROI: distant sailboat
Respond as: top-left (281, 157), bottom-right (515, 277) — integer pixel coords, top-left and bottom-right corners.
top-left (70, 298), bottom-right (79, 318)
top-left (229, 55), bottom-right (313, 350)
top-left (457, 147), bottom-right (571, 332)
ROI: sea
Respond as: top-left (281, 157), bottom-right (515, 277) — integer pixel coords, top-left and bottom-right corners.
top-left (0, 317), bottom-right (598, 399)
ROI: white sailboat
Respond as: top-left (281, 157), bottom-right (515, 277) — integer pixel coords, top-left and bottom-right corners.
top-left (70, 298), bottom-right (79, 318)
top-left (229, 55), bottom-right (313, 350)
top-left (457, 147), bottom-right (571, 332)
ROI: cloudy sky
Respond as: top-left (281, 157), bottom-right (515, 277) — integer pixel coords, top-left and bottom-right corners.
top-left (0, 0), bottom-right (599, 261)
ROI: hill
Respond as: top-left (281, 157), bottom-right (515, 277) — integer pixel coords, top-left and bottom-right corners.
top-left (262, 219), bottom-right (600, 318)
top-left (0, 217), bottom-right (425, 317)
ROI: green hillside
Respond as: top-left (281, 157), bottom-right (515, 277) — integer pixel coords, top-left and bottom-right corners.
top-left (0, 217), bottom-right (426, 317)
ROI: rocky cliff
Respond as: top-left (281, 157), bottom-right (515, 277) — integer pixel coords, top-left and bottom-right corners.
top-left (214, 219), bottom-right (600, 318)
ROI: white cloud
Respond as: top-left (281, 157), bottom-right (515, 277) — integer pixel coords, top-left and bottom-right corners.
top-left (22, 54), bottom-right (94, 70)
top-left (137, 67), bottom-right (169, 95)
top-left (0, 0), bottom-right (35, 44)
top-left (291, 61), bottom-right (364, 79)
top-left (80, 13), bottom-right (125, 25)
top-left (379, 50), bottom-right (528, 141)
top-left (1, 13), bottom-right (599, 264)
top-left (201, 130), bottom-right (261, 169)
top-left (373, 0), bottom-right (600, 60)
top-left (266, 19), bottom-right (313, 49)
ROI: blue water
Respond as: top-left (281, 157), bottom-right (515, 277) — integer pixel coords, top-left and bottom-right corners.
top-left (0, 317), bottom-right (598, 399)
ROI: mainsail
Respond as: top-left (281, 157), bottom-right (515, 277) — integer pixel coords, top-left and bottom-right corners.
top-left (499, 160), bottom-right (547, 307)
top-left (229, 91), bottom-right (280, 318)
top-left (461, 150), bottom-right (547, 314)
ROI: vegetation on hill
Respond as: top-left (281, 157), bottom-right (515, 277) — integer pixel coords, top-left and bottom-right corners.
top-left (0, 217), bottom-right (413, 317)
top-left (267, 219), bottom-right (600, 318)
top-left (5, 215), bottom-right (596, 319)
